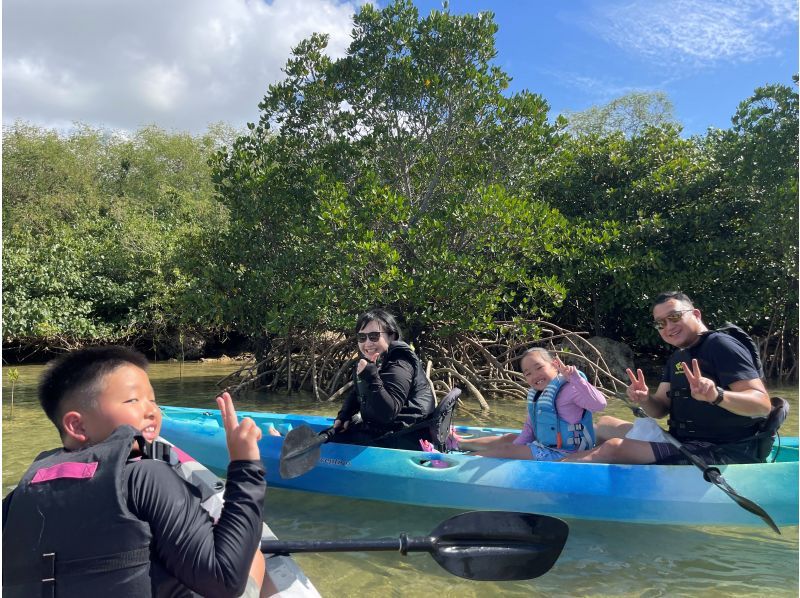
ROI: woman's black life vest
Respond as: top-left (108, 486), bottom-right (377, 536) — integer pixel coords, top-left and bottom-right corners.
top-left (2, 425), bottom-right (154, 598)
top-left (355, 340), bottom-right (435, 432)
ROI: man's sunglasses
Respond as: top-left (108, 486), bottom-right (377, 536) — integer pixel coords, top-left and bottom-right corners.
top-left (652, 309), bottom-right (693, 330)
top-left (356, 331), bottom-right (389, 343)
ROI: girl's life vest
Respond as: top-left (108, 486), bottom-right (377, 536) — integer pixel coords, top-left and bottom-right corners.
top-left (527, 371), bottom-right (596, 451)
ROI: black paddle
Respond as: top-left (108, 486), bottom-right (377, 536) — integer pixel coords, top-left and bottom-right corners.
top-left (622, 400), bottom-right (781, 534)
top-left (260, 510), bottom-right (568, 581)
top-left (279, 425), bottom-right (336, 479)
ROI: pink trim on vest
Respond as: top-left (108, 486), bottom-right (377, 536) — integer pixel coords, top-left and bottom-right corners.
top-left (171, 445), bottom-right (196, 464)
top-left (30, 461), bottom-right (99, 484)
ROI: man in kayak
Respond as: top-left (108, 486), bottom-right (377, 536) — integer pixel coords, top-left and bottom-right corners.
top-left (2, 346), bottom-right (271, 597)
top-left (562, 291), bottom-right (771, 465)
top-left (332, 309), bottom-right (436, 450)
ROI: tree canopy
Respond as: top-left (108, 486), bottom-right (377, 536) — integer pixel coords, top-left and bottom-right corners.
top-left (211, 0), bottom-right (570, 341)
top-left (2, 1), bottom-right (797, 378)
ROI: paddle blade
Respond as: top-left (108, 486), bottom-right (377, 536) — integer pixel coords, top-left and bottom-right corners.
top-left (279, 425), bottom-right (325, 479)
top-left (704, 469), bottom-right (781, 534)
top-left (428, 511), bottom-right (568, 581)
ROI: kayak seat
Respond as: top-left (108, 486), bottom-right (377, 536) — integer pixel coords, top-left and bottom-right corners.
top-left (374, 388), bottom-right (461, 450)
top-left (755, 397), bottom-right (790, 462)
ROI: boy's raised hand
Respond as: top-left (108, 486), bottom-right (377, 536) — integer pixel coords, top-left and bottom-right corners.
top-left (216, 392), bottom-right (262, 461)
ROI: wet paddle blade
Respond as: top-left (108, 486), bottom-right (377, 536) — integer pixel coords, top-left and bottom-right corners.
top-left (653, 411), bottom-right (781, 535)
top-left (279, 425), bottom-right (326, 479)
top-left (427, 511), bottom-right (568, 581)
top-left (704, 469), bottom-right (781, 534)
top-left (261, 511), bottom-right (568, 581)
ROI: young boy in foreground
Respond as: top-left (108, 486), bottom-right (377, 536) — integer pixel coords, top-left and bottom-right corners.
top-left (2, 346), bottom-right (270, 597)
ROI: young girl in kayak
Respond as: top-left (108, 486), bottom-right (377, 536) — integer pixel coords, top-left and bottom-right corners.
top-left (437, 348), bottom-right (606, 460)
top-left (2, 346), bottom-right (274, 597)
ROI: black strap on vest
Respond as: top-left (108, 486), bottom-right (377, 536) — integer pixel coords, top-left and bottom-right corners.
top-left (41, 553), bottom-right (55, 598)
top-left (142, 439), bottom-right (172, 463)
top-left (16, 547), bottom-right (152, 597)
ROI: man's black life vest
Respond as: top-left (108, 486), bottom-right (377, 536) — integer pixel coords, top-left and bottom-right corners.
top-left (355, 340), bottom-right (435, 432)
top-left (668, 330), bottom-right (764, 444)
top-left (2, 425), bottom-right (153, 598)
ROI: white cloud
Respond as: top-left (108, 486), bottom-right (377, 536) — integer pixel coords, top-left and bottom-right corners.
top-left (591, 0), bottom-right (798, 68)
top-left (2, 0), bottom-right (361, 133)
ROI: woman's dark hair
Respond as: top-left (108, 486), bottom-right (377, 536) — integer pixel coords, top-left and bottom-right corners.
top-left (39, 345), bottom-right (150, 434)
top-left (354, 308), bottom-right (402, 341)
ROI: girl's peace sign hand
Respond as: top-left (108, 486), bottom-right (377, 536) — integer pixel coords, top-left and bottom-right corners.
top-left (681, 359), bottom-right (717, 403)
top-left (554, 356), bottom-right (576, 378)
top-left (216, 392), bottom-right (262, 461)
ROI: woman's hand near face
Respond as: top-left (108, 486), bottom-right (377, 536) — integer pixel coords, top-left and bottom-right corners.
top-left (357, 350), bottom-right (381, 374)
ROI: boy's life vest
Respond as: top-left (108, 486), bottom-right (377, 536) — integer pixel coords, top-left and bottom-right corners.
top-left (2, 425), bottom-right (155, 598)
top-left (527, 372), bottom-right (596, 451)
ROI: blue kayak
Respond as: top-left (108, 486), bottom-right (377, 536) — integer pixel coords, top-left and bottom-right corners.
top-left (159, 406), bottom-right (799, 528)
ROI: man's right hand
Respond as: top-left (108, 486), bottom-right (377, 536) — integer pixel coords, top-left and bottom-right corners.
top-left (333, 418), bottom-right (350, 432)
top-left (626, 368), bottom-right (650, 404)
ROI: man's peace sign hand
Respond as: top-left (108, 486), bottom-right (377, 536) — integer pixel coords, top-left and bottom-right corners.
top-left (625, 368), bottom-right (649, 404)
top-left (681, 359), bottom-right (718, 403)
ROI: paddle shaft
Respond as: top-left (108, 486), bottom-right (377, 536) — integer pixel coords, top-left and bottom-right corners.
top-left (261, 535), bottom-right (431, 555)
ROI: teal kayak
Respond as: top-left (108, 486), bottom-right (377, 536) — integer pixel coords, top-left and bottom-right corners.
top-left (159, 406), bottom-right (799, 528)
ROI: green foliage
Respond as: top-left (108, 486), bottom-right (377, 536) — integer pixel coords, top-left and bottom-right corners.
top-left (538, 82), bottom-right (798, 349)
top-left (2, 123), bottom-right (230, 348)
top-left (2, 0), bottom-right (795, 375)
top-left (212, 0), bottom-right (567, 340)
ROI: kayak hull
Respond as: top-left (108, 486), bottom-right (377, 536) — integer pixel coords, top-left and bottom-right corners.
top-left (160, 406), bottom-right (799, 528)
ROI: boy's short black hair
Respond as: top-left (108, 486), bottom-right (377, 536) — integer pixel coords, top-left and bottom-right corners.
top-left (354, 308), bottom-right (402, 341)
top-left (39, 346), bottom-right (150, 433)
top-left (653, 291), bottom-right (695, 309)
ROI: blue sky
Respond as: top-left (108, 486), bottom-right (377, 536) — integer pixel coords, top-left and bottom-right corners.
top-left (417, 0), bottom-right (799, 135)
top-left (3, 0), bottom-right (797, 136)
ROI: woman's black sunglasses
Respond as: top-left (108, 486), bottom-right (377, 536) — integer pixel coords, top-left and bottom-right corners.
top-left (356, 332), bottom-right (388, 342)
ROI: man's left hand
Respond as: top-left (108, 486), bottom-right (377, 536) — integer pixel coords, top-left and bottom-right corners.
top-left (681, 358), bottom-right (718, 403)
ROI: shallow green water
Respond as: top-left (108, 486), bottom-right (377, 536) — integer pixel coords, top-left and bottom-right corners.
top-left (3, 362), bottom-right (798, 597)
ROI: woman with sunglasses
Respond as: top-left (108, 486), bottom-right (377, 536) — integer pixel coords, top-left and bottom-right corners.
top-left (330, 309), bottom-right (435, 450)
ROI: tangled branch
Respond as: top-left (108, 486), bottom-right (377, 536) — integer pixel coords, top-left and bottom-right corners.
top-left (219, 320), bottom-right (630, 411)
